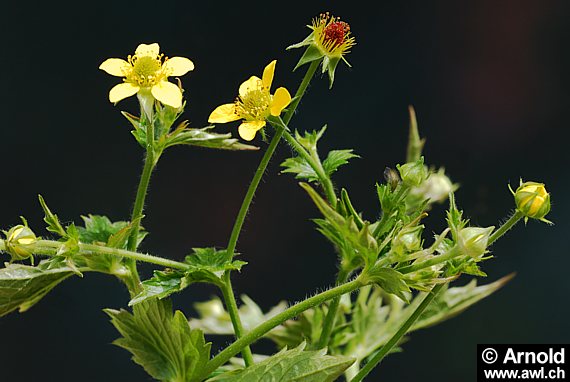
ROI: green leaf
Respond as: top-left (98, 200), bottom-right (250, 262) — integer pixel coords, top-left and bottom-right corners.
top-left (129, 248), bottom-right (247, 305)
top-left (106, 299), bottom-right (211, 382)
top-left (77, 215), bottom-right (129, 244)
top-left (165, 126), bottom-right (258, 151)
top-left (189, 295), bottom-right (287, 335)
top-left (322, 150), bottom-right (359, 177)
top-left (0, 259), bottom-right (74, 317)
top-left (365, 266), bottom-right (411, 302)
top-left (281, 156), bottom-right (319, 181)
top-left (413, 274), bottom-right (514, 330)
top-left (209, 343), bottom-right (354, 382)
top-left (38, 195), bottom-right (66, 237)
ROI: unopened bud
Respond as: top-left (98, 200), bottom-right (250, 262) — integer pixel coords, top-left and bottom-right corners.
top-left (512, 181), bottom-right (551, 222)
top-left (5, 225), bottom-right (37, 261)
top-left (383, 167), bottom-right (401, 191)
top-left (457, 226), bottom-right (493, 259)
top-left (397, 157), bottom-right (428, 187)
top-left (392, 225), bottom-right (423, 255)
top-left (409, 170), bottom-right (454, 204)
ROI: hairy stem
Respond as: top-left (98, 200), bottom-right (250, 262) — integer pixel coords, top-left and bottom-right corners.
top-left (1, 239), bottom-right (190, 270)
top-left (200, 277), bottom-right (365, 379)
top-left (315, 268), bottom-right (349, 349)
top-left (280, 127), bottom-right (338, 207)
top-left (125, 120), bottom-right (156, 294)
top-left (350, 283), bottom-right (445, 382)
top-left (489, 210), bottom-right (524, 246)
top-left (221, 62), bottom-right (320, 366)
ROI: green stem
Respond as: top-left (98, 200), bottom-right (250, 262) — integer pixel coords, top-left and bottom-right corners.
top-left (283, 60), bottom-right (320, 124)
top-left (3, 239), bottom-right (190, 270)
top-left (397, 246), bottom-right (459, 274)
top-left (200, 277), bottom-right (365, 380)
top-left (350, 283), bottom-right (445, 382)
top-left (221, 62), bottom-right (320, 367)
top-left (220, 276), bottom-right (255, 366)
top-left (489, 210), bottom-right (524, 246)
top-left (276, 120), bottom-right (337, 207)
top-left (315, 268), bottom-right (349, 349)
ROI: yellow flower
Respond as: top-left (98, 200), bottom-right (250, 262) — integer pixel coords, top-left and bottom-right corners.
top-left (99, 43), bottom-right (194, 109)
top-left (512, 180), bottom-right (551, 223)
top-left (311, 12), bottom-right (355, 59)
top-left (208, 61), bottom-right (291, 141)
top-left (288, 13), bottom-right (356, 87)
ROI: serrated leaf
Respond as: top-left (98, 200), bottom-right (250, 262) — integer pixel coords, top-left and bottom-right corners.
top-left (0, 259), bottom-right (74, 316)
top-left (106, 299), bottom-right (211, 382)
top-left (209, 343), bottom-right (354, 382)
top-left (130, 248), bottom-right (247, 305)
top-left (365, 267), bottom-right (411, 302)
top-left (77, 215), bottom-right (129, 244)
top-left (165, 126), bottom-right (258, 151)
top-left (38, 195), bottom-right (66, 237)
top-left (322, 150), bottom-right (359, 176)
top-left (281, 156), bottom-right (319, 181)
top-left (413, 274), bottom-right (514, 330)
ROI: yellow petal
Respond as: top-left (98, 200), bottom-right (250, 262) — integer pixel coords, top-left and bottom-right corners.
top-left (238, 120), bottom-right (266, 141)
top-left (99, 58), bottom-right (131, 77)
top-left (135, 43), bottom-right (160, 57)
top-left (239, 76), bottom-right (262, 97)
top-left (163, 57), bottom-right (195, 76)
top-left (151, 81), bottom-right (183, 108)
top-left (270, 87), bottom-right (292, 116)
top-left (109, 82), bottom-right (140, 103)
top-left (262, 60), bottom-right (276, 90)
top-left (208, 103), bottom-right (241, 123)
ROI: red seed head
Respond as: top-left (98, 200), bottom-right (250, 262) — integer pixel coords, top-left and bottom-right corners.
top-left (323, 21), bottom-right (350, 47)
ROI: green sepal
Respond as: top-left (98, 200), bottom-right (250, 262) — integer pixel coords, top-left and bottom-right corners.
top-left (208, 342), bottom-right (354, 382)
top-left (293, 43), bottom-right (325, 71)
top-left (164, 125), bottom-right (258, 151)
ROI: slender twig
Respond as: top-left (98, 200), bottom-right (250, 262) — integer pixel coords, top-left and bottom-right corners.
top-left (0, 239), bottom-right (190, 271)
top-left (489, 210), bottom-right (524, 246)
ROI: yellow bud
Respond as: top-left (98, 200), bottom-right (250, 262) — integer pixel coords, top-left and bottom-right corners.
top-left (5, 224), bottom-right (37, 261)
top-left (513, 181), bottom-right (551, 222)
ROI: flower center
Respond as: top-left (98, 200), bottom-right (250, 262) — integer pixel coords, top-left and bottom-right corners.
top-left (128, 55), bottom-right (165, 87)
top-left (236, 89), bottom-right (271, 121)
top-left (324, 21), bottom-right (349, 48)
top-left (313, 12), bottom-right (355, 56)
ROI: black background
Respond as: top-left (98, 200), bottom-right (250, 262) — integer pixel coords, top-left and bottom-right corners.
top-left (0, 1), bottom-right (568, 381)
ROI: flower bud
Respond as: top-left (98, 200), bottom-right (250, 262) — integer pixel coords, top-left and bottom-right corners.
top-left (409, 170), bottom-right (454, 204)
top-left (383, 167), bottom-right (401, 191)
top-left (5, 225), bottom-right (37, 261)
top-left (513, 181), bottom-right (551, 221)
top-left (457, 226), bottom-right (494, 259)
top-left (392, 225), bottom-right (423, 255)
top-left (397, 157), bottom-right (428, 187)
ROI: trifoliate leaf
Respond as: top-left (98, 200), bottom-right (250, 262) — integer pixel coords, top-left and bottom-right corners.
top-left (281, 156), bottom-right (319, 182)
top-left (209, 343), bottom-right (354, 382)
top-left (106, 299), bottom-right (211, 382)
top-left (129, 248), bottom-right (247, 305)
top-left (0, 259), bottom-right (74, 316)
top-left (322, 150), bottom-right (359, 176)
top-left (165, 126), bottom-right (258, 151)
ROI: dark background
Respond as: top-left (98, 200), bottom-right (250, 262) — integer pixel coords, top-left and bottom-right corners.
top-left (0, 1), bottom-right (568, 381)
